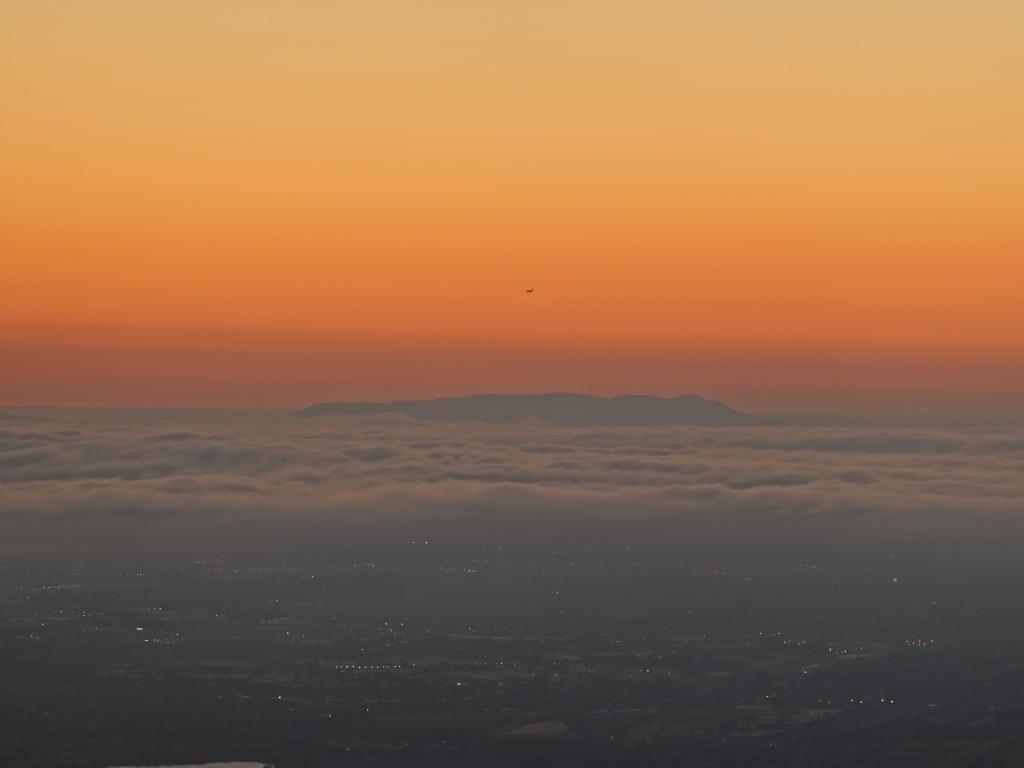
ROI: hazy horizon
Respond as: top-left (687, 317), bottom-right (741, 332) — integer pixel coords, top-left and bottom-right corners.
top-left (4, 3), bottom-right (1024, 765)
top-left (4, 399), bottom-right (1024, 429)
top-left (4, 323), bottom-right (1023, 416)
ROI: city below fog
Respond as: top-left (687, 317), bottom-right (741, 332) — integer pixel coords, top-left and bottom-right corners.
top-left (2, 408), bottom-right (1024, 766)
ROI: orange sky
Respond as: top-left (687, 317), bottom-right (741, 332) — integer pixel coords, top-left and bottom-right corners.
top-left (2, 1), bottom-right (1023, 411)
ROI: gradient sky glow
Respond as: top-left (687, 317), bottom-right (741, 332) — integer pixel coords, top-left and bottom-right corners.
top-left (3, 1), bottom-right (1023, 411)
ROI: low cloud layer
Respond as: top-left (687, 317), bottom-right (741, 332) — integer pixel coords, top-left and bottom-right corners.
top-left (1, 409), bottom-right (1023, 550)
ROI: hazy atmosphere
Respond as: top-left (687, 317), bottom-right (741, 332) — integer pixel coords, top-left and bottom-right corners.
top-left (3, 2), bottom-right (1024, 767)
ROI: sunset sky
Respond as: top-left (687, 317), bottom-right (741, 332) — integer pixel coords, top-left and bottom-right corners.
top-left (3, 1), bottom-right (1022, 412)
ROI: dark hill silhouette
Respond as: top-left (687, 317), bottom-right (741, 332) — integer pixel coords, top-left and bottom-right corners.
top-left (296, 393), bottom-right (751, 426)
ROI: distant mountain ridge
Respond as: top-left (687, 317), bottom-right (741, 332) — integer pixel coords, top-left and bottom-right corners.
top-left (296, 393), bottom-right (751, 427)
